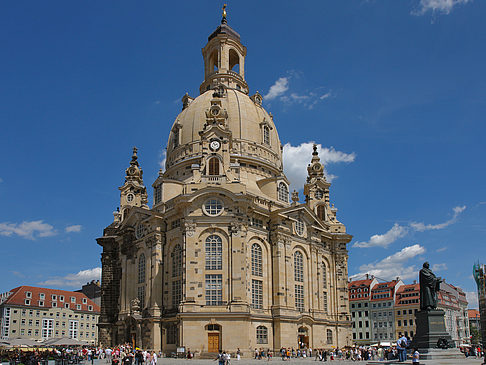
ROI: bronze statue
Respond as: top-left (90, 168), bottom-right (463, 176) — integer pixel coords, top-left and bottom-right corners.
top-left (419, 262), bottom-right (442, 311)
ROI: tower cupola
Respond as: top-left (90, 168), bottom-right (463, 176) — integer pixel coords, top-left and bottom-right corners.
top-left (200, 5), bottom-right (248, 94)
top-left (119, 147), bottom-right (149, 220)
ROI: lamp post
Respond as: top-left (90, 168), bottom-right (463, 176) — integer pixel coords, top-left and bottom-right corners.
top-left (473, 263), bottom-right (486, 365)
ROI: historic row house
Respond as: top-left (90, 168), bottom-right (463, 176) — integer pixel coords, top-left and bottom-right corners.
top-left (97, 11), bottom-right (353, 355)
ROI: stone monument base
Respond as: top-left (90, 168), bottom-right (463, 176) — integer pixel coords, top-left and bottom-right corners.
top-left (411, 309), bottom-right (453, 350)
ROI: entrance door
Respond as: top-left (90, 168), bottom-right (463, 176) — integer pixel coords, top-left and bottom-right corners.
top-left (208, 333), bottom-right (219, 353)
top-left (298, 335), bottom-right (309, 349)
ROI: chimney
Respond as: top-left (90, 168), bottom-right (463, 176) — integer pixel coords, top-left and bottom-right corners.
top-left (366, 273), bottom-right (369, 280)
top-left (413, 280), bottom-right (417, 285)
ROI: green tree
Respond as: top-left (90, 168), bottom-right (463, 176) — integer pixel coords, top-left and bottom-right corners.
top-left (471, 327), bottom-right (480, 344)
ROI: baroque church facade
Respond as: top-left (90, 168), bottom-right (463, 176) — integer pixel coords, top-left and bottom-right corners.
top-left (97, 14), bottom-right (352, 354)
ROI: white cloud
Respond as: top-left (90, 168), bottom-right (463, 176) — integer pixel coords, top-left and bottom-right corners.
top-left (411, 205), bottom-right (466, 231)
top-left (350, 244), bottom-right (425, 281)
top-left (0, 177), bottom-right (3, 183)
top-left (465, 291), bottom-right (479, 308)
top-left (0, 220), bottom-right (57, 240)
top-left (39, 267), bottom-right (101, 289)
top-left (65, 225), bottom-right (82, 233)
top-left (264, 74), bottom-right (333, 109)
top-left (436, 246), bottom-right (447, 252)
top-left (159, 149), bottom-right (167, 171)
top-left (432, 263), bottom-right (447, 271)
top-left (282, 142), bottom-right (356, 190)
top-left (414, 0), bottom-right (472, 15)
top-left (353, 223), bottom-right (408, 248)
top-left (264, 77), bottom-right (289, 100)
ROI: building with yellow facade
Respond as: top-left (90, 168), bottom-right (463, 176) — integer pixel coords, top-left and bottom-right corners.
top-left (97, 12), bottom-right (352, 355)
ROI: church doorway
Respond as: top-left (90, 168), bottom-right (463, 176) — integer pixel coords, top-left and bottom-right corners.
top-left (206, 324), bottom-right (221, 353)
top-left (208, 333), bottom-right (219, 353)
top-left (298, 326), bottom-right (309, 349)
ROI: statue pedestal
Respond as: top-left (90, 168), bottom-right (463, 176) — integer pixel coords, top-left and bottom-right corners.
top-left (411, 309), bottom-right (453, 350)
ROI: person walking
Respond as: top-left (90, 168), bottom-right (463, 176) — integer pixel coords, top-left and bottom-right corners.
top-left (397, 334), bottom-right (408, 362)
top-left (412, 348), bottom-right (419, 365)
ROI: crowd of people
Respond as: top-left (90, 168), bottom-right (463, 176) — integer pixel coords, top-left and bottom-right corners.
top-left (2, 340), bottom-right (484, 364)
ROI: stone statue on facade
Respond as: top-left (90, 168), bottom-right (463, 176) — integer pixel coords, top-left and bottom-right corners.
top-left (419, 261), bottom-right (442, 311)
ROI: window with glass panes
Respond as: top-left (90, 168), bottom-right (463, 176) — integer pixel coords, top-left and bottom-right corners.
top-left (172, 245), bottom-right (183, 277)
top-left (42, 318), bottom-right (54, 339)
top-left (172, 280), bottom-right (182, 308)
top-left (138, 254), bottom-right (145, 283)
top-left (256, 326), bottom-right (268, 344)
top-left (294, 251), bottom-right (304, 282)
top-left (295, 284), bottom-right (304, 311)
top-left (323, 291), bottom-right (328, 313)
top-left (263, 126), bottom-right (270, 145)
top-left (251, 243), bottom-right (263, 276)
top-left (205, 274), bottom-right (222, 305)
top-left (137, 285), bottom-right (145, 308)
top-left (326, 329), bottom-right (333, 344)
top-left (252, 279), bottom-right (263, 309)
top-left (278, 182), bottom-right (288, 202)
top-left (205, 235), bottom-right (222, 270)
top-left (204, 199), bottom-right (223, 216)
top-left (68, 320), bottom-right (78, 339)
top-left (154, 185), bottom-right (162, 204)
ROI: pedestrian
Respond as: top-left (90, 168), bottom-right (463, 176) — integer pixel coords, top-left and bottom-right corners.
top-left (412, 348), bottom-right (419, 365)
top-left (236, 348), bottom-right (241, 361)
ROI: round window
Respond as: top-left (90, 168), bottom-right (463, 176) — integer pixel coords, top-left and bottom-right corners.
top-left (127, 193), bottom-right (134, 202)
top-left (136, 223), bottom-right (145, 239)
top-left (203, 198), bottom-right (224, 216)
top-left (295, 219), bottom-right (305, 236)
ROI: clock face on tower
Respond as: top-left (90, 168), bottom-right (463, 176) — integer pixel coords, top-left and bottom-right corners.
top-left (209, 139), bottom-right (221, 151)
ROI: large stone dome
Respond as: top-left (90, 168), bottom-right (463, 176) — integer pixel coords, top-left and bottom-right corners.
top-left (165, 88), bottom-right (283, 174)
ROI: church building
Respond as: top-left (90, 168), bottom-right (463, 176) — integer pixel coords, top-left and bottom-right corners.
top-left (97, 10), bottom-right (352, 354)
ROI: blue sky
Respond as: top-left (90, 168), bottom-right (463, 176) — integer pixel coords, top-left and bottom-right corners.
top-left (1, 1), bottom-right (484, 308)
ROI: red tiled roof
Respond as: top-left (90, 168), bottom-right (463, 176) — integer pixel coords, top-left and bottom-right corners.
top-left (395, 283), bottom-right (419, 294)
top-left (468, 309), bottom-right (480, 319)
top-left (348, 279), bottom-right (373, 288)
top-left (1, 286), bottom-right (100, 313)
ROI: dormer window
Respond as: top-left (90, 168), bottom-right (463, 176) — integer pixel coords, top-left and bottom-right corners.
top-left (51, 295), bottom-right (57, 301)
top-left (82, 298), bottom-right (87, 305)
top-left (26, 292), bottom-right (32, 298)
top-left (173, 129), bottom-right (179, 149)
top-left (39, 293), bottom-right (45, 300)
top-left (263, 126), bottom-right (270, 145)
top-left (208, 157), bottom-right (220, 176)
top-left (71, 297), bottom-right (76, 303)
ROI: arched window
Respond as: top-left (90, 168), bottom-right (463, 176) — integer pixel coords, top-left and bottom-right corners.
top-left (173, 129), bottom-right (179, 149)
top-left (172, 245), bottom-right (182, 277)
top-left (137, 286), bottom-right (145, 309)
top-left (317, 205), bottom-right (325, 221)
top-left (208, 157), bottom-right (220, 176)
top-left (138, 254), bottom-right (146, 284)
top-left (251, 244), bottom-right (263, 277)
top-left (278, 182), bottom-right (288, 203)
top-left (294, 251), bottom-right (304, 312)
top-left (322, 262), bottom-right (328, 288)
top-left (263, 126), bottom-right (270, 145)
top-left (205, 235), bottom-right (222, 270)
top-left (294, 252), bottom-right (304, 283)
top-left (256, 326), bottom-right (268, 344)
top-left (209, 50), bottom-right (218, 71)
top-left (229, 48), bottom-right (240, 73)
top-left (326, 329), bottom-right (333, 344)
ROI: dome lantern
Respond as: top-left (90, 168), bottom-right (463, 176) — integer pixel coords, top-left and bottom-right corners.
top-left (199, 7), bottom-right (248, 94)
